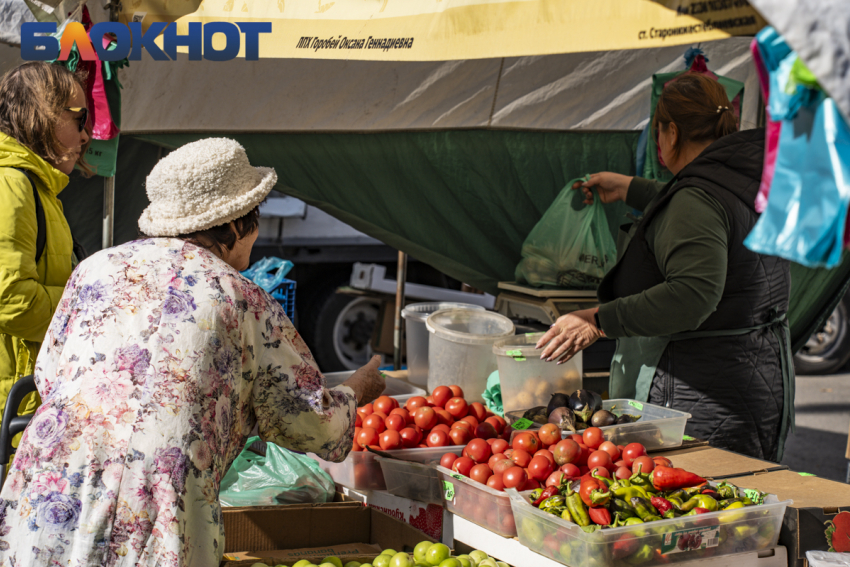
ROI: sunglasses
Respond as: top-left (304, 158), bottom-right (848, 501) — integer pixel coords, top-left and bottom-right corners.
top-left (64, 106), bottom-right (88, 132)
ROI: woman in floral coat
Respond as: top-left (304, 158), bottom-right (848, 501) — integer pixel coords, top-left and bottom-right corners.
top-left (0, 138), bottom-right (385, 566)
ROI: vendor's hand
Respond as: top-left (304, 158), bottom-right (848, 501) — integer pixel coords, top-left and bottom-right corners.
top-left (572, 172), bottom-right (633, 205)
top-left (342, 355), bottom-right (385, 406)
top-left (535, 309), bottom-right (603, 364)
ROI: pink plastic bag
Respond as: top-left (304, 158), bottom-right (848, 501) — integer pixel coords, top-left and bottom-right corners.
top-left (751, 38), bottom-right (782, 214)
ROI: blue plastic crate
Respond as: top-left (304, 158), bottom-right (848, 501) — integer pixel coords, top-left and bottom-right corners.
top-left (270, 278), bottom-right (296, 319)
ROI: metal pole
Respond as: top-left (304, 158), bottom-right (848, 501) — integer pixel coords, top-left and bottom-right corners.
top-left (102, 176), bottom-right (114, 249)
top-left (393, 251), bottom-right (408, 371)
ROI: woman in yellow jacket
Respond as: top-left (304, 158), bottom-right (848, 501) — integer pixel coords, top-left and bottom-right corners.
top-left (0, 62), bottom-right (90, 417)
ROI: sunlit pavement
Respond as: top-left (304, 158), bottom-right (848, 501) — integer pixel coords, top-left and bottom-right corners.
top-left (780, 374), bottom-right (850, 482)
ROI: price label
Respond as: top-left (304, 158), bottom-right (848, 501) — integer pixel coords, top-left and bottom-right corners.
top-left (512, 418), bottom-right (534, 430)
top-left (506, 349), bottom-right (522, 357)
top-left (683, 435), bottom-right (696, 441)
top-left (443, 481), bottom-right (455, 501)
top-left (629, 401), bottom-right (643, 410)
top-left (661, 527), bottom-right (720, 554)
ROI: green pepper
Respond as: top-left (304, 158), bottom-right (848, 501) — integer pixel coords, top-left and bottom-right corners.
top-left (629, 471), bottom-right (655, 491)
top-left (624, 517), bottom-right (645, 526)
top-left (741, 496), bottom-right (754, 506)
top-left (732, 524), bottom-right (758, 540)
top-left (681, 494), bottom-right (719, 512)
top-left (529, 488), bottom-right (543, 503)
top-left (540, 495), bottom-right (566, 511)
top-left (610, 497), bottom-right (637, 519)
top-left (630, 496), bottom-right (662, 522)
top-left (719, 498), bottom-right (742, 508)
top-left (684, 483), bottom-right (709, 498)
top-left (558, 543), bottom-right (572, 563)
top-left (665, 489), bottom-right (688, 501)
top-left (611, 478), bottom-right (631, 491)
top-left (721, 501), bottom-right (747, 522)
top-left (624, 544), bottom-right (654, 565)
top-left (667, 496), bottom-right (686, 512)
top-left (614, 485), bottom-right (650, 501)
top-left (565, 491), bottom-right (591, 527)
top-left (521, 518), bottom-right (544, 546)
top-left (715, 482), bottom-right (738, 500)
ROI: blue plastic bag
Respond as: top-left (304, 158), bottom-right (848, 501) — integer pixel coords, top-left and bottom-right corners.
top-left (744, 29), bottom-right (850, 268)
top-left (240, 257), bottom-right (294, 292)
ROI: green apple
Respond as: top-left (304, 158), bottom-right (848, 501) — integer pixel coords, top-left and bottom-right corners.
top-left (468, 551), bottom-right (488, 566)
top-left (323, 559), bottom-right (344, 567)
top-left (250, 563), bottom-right (267, 567)
top-left (438, 560), bottom-right (462, 567)
top-left (478, 560), bottom-right (498, 567)
top-left (425, 543), bottom-right (450, 566)
top-left (455, 556), bottom-right (472, 567)
top-left (496, 563), bottom-right (509, 567)
top-left (372, 556), bottom-right (391, 567)
top-left (390, 552), bottom-right (413, 567)
top-left (413, 541), bottom-right (432, 564)
top-left (344, 562), bottom-right (362, 567)
top-left (293, 561), bottom-right (314, 567)
top-left (382, 549), bottom-right (398, 557)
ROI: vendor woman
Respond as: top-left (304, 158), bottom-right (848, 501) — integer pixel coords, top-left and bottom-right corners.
top-left (0, 138), bottom-right (385, 566)
top-left (537, 74), bottom-right (792, 462)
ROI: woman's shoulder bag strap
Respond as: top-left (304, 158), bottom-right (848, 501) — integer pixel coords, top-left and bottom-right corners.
top-left (10, 168), bottom-right (46, 264)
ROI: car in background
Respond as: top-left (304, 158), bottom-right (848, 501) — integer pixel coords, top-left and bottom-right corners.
top-left (794, 292), bottom-right (850, 375)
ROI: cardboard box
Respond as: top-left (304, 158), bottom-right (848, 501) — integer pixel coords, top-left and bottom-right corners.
top-left (725, 470), bottom-right (850, 567)
top-left (221, 501), bottom-right (436, 567)
top-left (650, 446), bottom-right (787, 479)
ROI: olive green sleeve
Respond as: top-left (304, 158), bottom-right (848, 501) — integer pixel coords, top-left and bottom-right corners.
top-left (597, 187), bottom-right (731, 338)
top-left (626, 177), bottom-right (666, 212)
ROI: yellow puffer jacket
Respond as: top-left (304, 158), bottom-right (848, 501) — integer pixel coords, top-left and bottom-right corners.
top-left (0, 133), bottom-right (74, 418)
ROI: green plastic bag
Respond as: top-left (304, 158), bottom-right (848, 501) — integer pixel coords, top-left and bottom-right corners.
top-left (482, 370), bottom-right (503, 416)
top-left (219, 437), bottom-right (336, 506)
top-left (515, 177), bottom-right (618, 290)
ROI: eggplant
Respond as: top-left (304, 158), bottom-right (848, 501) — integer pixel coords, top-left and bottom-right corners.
top-left (548, 407), bottom-right (577, 433)
top-left (568, 390), bottom-right (595, 422)
top-left (523, 406), bottom-right (550, 425)
top-left (546, 393), bottom-right (570, 416)
top-left (588, 390), bottom-right (603, 414)
top-left (590, 410), bottom-right (617, 427)
top-left (615, 414), bottom-right (642, 424)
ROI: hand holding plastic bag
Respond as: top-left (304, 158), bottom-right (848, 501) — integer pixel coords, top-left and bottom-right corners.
top-left (240, 257), bottom-right (294, 292)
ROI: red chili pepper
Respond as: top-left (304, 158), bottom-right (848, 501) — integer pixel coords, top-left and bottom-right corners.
top-left (651, 496), bottom-right (673, 515)
top-left (588, 506), bottom-right (612, 526)
top-left (651, 466), bottom-right (707, 491)
top-left (532, 485), bottom-right (559, 507)
top-left (693, 507), bottom-right (710, 514)
top-left (579, 477), bottom-right (610, 508)
top-left (612, 535), bottom-right (640, 559)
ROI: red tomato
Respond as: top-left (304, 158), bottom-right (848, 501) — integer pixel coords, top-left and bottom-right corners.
top-left (468, 402), bottom-right (488, 422)
top-left (399, 427), bottom-right (422, 448)
top-left (432, 424), bottom-right (451, 435)
top-left (426, 395), bottom-right (436, 405)
top-left (502, 466), bottom-right (527, 489)
top-left (632, 455), bottom-right (655, 474)
top-left (490, 439), bottom-right (509, 455)
top-left (522, 478), bottom-right (541, 491)
top-left (440, 452), bottom-right (459, 469)
top-left (448, 385), bottom-right (465, 398)
top-left (461, 415), bottom-right (479, 428)
top-left (568, 434), bottom-right (584, 445)
top-left (357, 427), bottom-right (378, 448)
top-left (589, 466), bottom-right (611, 479)
top-left (363, 414), bottom-right (386, 434)
top-left (390, 408), bottom-right (411, 425)
top-left (500, 425), bottom-right (514, 441)
top-left (534, 449), bottom-right (555, 466)
top-left (512, 432), bottom-right (541, 454)
top-left (486, 473), bottom-right (505, 492)
top-left (528, 455), bottom-right (554, 481)
top-left (559, 463), bottom-right (580, 477)
top-left (653, 456), bottom-right (673, 468)
top-left (379, 430), bottom-right (403, 450)
top-left (484, 416), bottom-right (506, 434)
top-left (552, 439), bottom-right (580, 466)
top-left (452, 456), bottom-right (475, 476)
top-left (488, 453), bottom-right (507, 469)
top-left (614, 460), bottom-right (626, 469)
top-left (452, 420), bottom-right (474, 434)
top-left (503, 448), bottom-right (514, 460)
top-left (510, 449), bottom-right (532, 468)
top-left (545, 471), bottom-right (566, 487)
top-left (582, 427), bottom-right (604, 449)
top-left (434, 408), bottom-right (454, 427)
top-left (373, 395), bottom-right (394, 415)
top-left (578, 465), bottom-right (590, 476)
top-left (414, 407), bottom-right (438, 430)
top-left (406, 396), bottom-right (428, 411)
top-left (371, 411), bottom-right (388, 421)
top-left (538, 424), bottom-right (561, 446)
top-left (469, 463), bottom-right (493, 484)
top-left (361, 403), bottom-right (374, 416)
top-left (355, 413), bottom-right (362, 428)
top-left (574, 444), bottom-right (590, 466)
top-left (466, 439), bottom-right (493, 463)
top-left (448, 427), bottom-right (472, 446)
top-left (385, 414), bottom-right (406, 432)
top-left (622, 443), bottom-right (648, 468)
top-left (445, 397), bottom-right (469, 419)
top-left (598, 441), bottom-right (621, 461)
top-left (492, 459), bottom-right (514, 476)
top-left (587, 450), bottom-right (613, 471)
top-left (474, 422), bottom-right (498, 440)
top-left (427, 430), bottom-right (450, 447)
top-left (430, 386), bottom-right (452, 407)
top-left (353, 426), bottom-right (362, 447)
top-left (615, 466), bottom-right (632, 480)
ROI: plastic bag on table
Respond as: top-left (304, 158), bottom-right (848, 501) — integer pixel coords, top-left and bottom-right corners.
top-left (515, 177), bottom-right (617, 290)
top-left (219, 436), bottom-right (335, 506)
top-left (240, 257), bottom-right (294, 292)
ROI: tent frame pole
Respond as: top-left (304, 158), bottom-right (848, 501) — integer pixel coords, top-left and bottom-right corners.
top-left (393, 251), bottom-right (407, 371)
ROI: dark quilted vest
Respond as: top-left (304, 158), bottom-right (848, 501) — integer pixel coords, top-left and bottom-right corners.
top-left (598, 129), bottom-right (791, 461)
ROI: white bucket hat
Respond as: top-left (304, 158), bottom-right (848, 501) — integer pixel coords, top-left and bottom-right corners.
top-left (138, 138), bottom-right (277, 237)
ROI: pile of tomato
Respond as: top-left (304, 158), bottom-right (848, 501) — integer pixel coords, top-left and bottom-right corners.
top-left (352, 385), bottom-right (512, 452)
top-left (439, 423), bottom-right (674, 493)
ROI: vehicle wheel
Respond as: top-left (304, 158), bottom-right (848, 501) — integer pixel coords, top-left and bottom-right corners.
top-left (794, 295), bottom-right (850, 375)
top-left (304, 287), bottom-right (382, 372)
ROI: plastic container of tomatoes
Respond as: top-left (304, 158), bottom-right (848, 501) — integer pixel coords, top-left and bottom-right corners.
top-left (376, 457), bottom-right (446, 505)
top-left (506, 487), bottom-right (790, 567)
top-left (436, 465), bottom-right (517, 537)
top-left (507, 399), bottom-right (691, 451)
top-left (309, 445), bottom-right (464, 491)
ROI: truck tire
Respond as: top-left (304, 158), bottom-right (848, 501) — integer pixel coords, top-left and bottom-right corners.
top-left (794, 294), bottom-right (850, 375)
top-left (300, 281), bottom-right (381, 372)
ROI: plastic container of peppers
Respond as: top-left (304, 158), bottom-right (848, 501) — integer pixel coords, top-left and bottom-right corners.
top-left (506, 483), bottom-right (791, 567)
top-left (507, 399), bottom-right (691, 451)
top-left (436, 465), bottom-right (517, 537)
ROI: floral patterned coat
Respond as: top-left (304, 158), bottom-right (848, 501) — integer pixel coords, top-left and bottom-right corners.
top-left (0, 238), bottom-right (356, 566)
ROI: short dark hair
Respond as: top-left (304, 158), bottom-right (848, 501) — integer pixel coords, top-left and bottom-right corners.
top-left (178, 206), bottom-right (261, 256)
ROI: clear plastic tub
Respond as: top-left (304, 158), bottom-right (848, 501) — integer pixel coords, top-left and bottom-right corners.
top-left (309, 445), bottom-right (463, 491)
top-left (402, 303), bottom-right (486, 388)
top-left (507, 399), bottom-right (692, 451)
top-left (377, 452), bottom-right (464, 505)
top-left (436, 465), bottom-right (517, 537)
top-left (324, 371), bottom-right (426, 406)
top-left (494, 333), bottom-right (582, 418)
top-left (426, 309), bottom-right (515, 403)
top-left (508, 488), bottom-right (790, 567)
